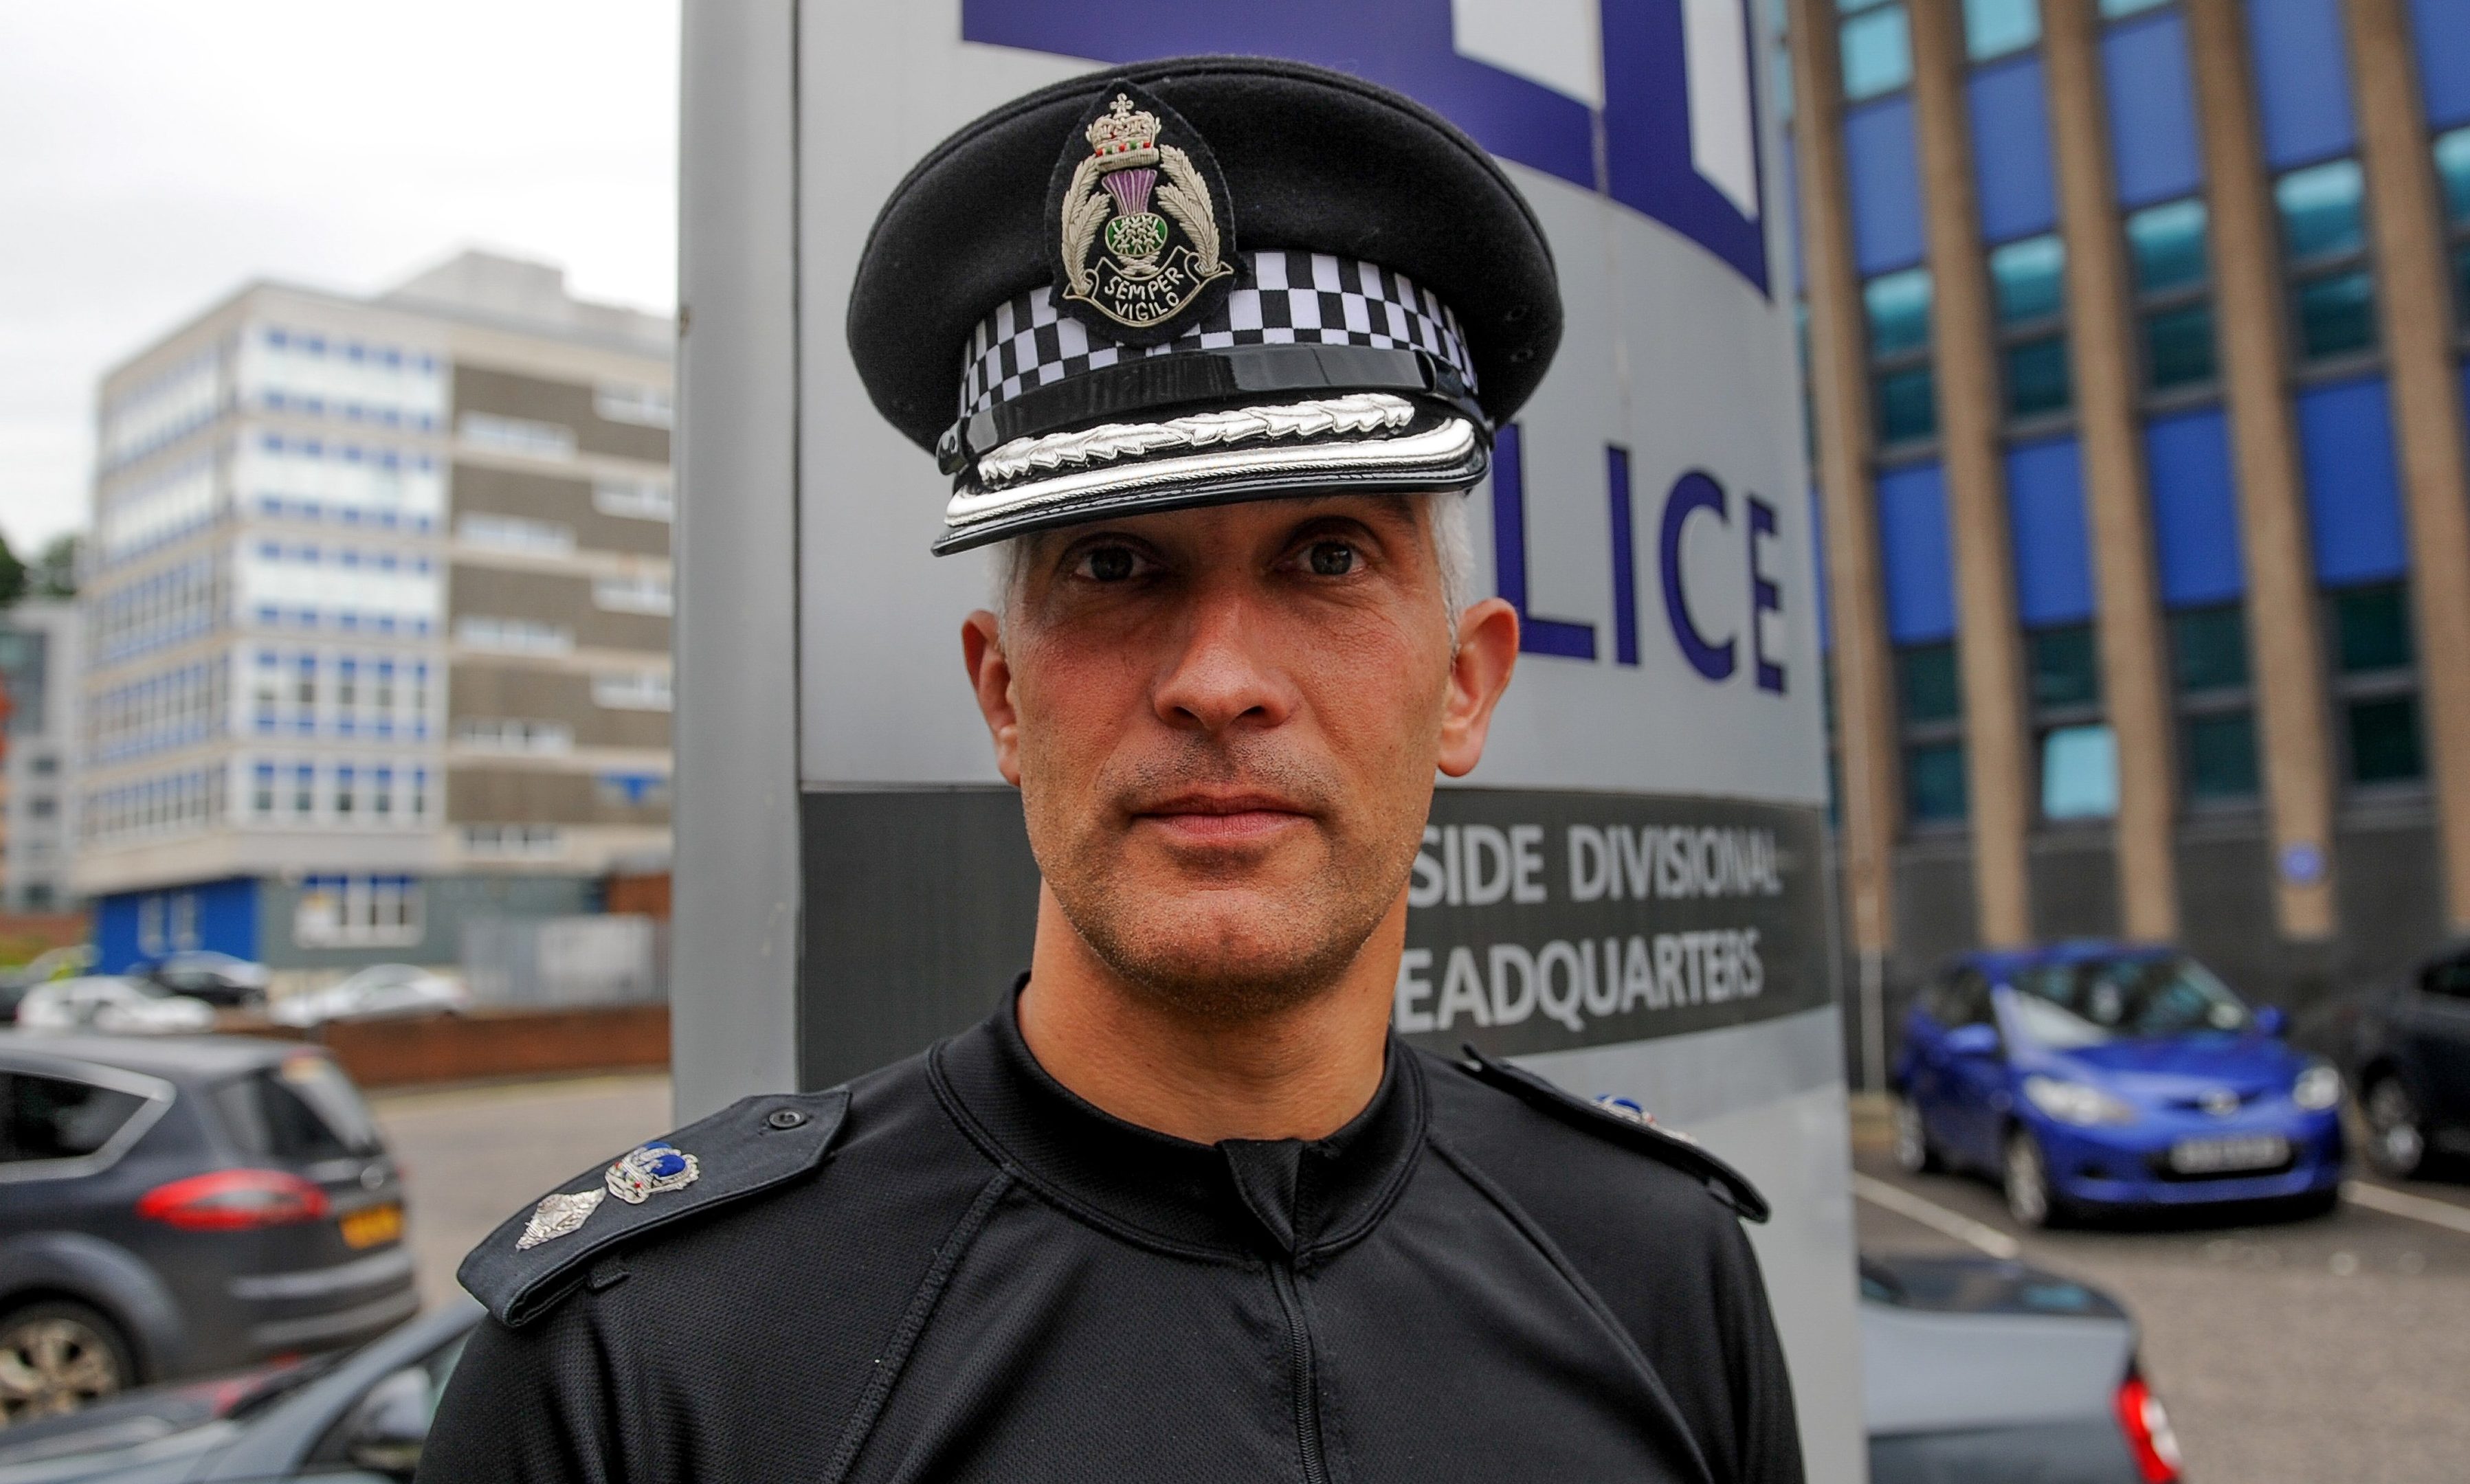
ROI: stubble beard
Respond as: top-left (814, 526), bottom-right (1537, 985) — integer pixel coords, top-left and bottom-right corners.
top-left (1027, 741), bottom-right (1424, 1024)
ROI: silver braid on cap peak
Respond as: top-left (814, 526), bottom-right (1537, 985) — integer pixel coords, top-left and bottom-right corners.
top-left (959, 250), bottom-right (1476, 418)
top-left (975, 393), bottom-right (1417, 487)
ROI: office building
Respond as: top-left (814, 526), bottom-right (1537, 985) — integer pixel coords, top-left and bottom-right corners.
top-left (76, 251), bottom-right (673, 977)
top-left (1785, 0), bottom-right (2469, 1013)
top-left (0, 599), bottom-right (82, 911)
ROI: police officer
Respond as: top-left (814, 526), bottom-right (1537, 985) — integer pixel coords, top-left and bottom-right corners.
top-left (423, 56), bottom-right (1804, 1484)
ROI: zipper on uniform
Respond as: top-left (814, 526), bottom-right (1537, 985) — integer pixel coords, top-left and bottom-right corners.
top-left (1267, 1262), bottom-right (1331, 1484)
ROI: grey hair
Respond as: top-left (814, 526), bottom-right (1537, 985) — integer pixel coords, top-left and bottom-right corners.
top-left (989, 490), bottom-right (1477, 625)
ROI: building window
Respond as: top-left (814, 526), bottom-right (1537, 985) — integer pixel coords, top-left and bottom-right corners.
top-left (458, 513), bottom-right (576, 556)
top-left (1840, 0), bottom-right (1911, 101)
top-left (294, 875), bottom-right (423, 948)
top-left (463, 824), bottom-right (563, 858)
top-left (1990, 234), bottom-right (2069, 420)
top-left (2168, 603), bottom-right (2258, 802)
top-left (458, 412), bottom-right (576, 461)
top-left (455, 616), bottom-right (574, 655)
top-left (2029, 624), bottom-right (2113, 820)
top-left (253, 763), bottom-right (276, 817)
top-left (334, 765), bottom-right (355, 818)
top-left (1866, 268), bottom-right (1936, 445)
top-left (293, 763), bottom-right (315, 818)
top-left (2330, 583), bottom-right (2424, 787)
top-left (1963, 0), bottom-right (2039, 60)
top-left (593, 478), bottom-right (675, 523)
top-left (2276, 159), bottom-right (2376, 363)
top-left (1897, 641), bottom-right (1966, 824)
top-left (2099, 0), bottom-right (2169, 14)
top-left (373, 766), bottom-right (394, 819)
top-left (457, 718), bottom-right (575, 754)
top-left (594, 382), bottom-right (672, 429)
top-left (2436, 126), bottom-right (2470, 330)
top-left (592, 574), bottom-right (674, 616)
top-left (2127, 197), bottom-right (2216, 391)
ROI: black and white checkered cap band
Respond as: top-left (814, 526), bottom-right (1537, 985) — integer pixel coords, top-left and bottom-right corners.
top-left (958, 250), bottom-right (1477, 418)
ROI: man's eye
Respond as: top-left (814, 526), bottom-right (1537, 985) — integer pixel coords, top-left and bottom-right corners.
top-left (1076, 546), bottom-right (1139, 582)
top-left (1307, 541), bottom-right (1357, 577)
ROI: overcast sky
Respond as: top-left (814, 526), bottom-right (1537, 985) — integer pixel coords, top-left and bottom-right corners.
top-left (0, 1), bottom-right (680, 555)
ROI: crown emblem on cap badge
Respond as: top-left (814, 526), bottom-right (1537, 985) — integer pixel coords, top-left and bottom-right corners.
top-left (1055, 86), bottom-right (1233, 340)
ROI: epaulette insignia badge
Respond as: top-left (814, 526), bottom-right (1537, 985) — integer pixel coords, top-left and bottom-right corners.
top-left (516, 1189), bottom-right (605, 1250)
top-left (605, 1141), bottom-right (700, 1204)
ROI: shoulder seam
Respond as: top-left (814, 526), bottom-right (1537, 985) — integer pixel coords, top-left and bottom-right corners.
top-left (819, 1169), bottom-right (1014, 1484)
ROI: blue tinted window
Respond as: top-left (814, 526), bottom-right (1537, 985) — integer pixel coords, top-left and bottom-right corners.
top-left (2293, 270), bottom-right (2376, 360)
top-left (1866, 268), bottom-right (1933, 355)
top-left (2277, 159), bottom-right (2366, 260)
top-left (1878, 368), bottom-right (1938, 442)
top-left (2170, 605), bottom-right (2249, 692)
top-left (2030, 625), bottom-right (2101, 708)
top-left (1907, 742), bottom-right (1969, 821)
top-left (2006, 337), bottom-right (2070, 417)
top-left (2144, 303), bottom-right (2216, 387)
top-left (1843, 5), bottom-right (1913, 100)
top-left (2100, 0), bottom-right (2170, 14)
top-left (1965, 0), bottom-right (2040, 59)
top-left (2436, 127), bottom-right (2470, 227)
top-left (2042, 724), bottom-right (2118, 820)
top-left (1990, 235), bottom-right (2065, 323)
top-left (2185, 713), bottom-right (2260, 798)
top-left (1899, 642), bottom-right (1962, 722)
top-left (2127, 199), bottom-right (2209, 291)
top-left (2335, 583), bottom-right (2414, 673)
top-left (2348, 697), bottom-right (2424, 783)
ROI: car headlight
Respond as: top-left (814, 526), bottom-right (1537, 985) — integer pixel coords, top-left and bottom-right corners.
top-left (2293, 1062), bottom-right (2341, 1111)
top-left (2023, 1075), bottom-right (2139, 1127)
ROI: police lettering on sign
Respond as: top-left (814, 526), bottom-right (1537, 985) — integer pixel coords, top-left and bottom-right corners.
top-left (423, 54), bottom-right (1813, 1484)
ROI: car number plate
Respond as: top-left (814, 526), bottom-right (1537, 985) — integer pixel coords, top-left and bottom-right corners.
top-left (2168, 1134), bottom-right (2288, 1174)
top-left (340, 1202), bottom-right (404, 1249)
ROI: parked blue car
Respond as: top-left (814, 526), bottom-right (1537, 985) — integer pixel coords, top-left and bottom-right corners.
top-left (1893, 943), bottom-right (2345, 1227)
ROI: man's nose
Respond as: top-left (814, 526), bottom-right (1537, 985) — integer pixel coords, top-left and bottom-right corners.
top-left (1151, 585), bottom-right (1296, 733)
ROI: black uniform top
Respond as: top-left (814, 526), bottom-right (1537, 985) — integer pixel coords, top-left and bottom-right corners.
top-left (423, 989), bottom-right (1804, 1484)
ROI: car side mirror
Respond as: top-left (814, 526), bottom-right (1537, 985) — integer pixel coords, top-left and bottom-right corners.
top-left (1943, 1023), bottom-right (2000, 1058)
top-left (2255, 1006), bottom-right (2287, 1038)
top-left (342, 1367), bottom-right (434, 1479)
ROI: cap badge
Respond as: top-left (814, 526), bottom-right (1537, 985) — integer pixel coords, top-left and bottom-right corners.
top-left (603, 1140), bottom-right (700, 1204)
top-left (516, 1188), bottom-right (605, 1250)
top-left (1049, 83), bottom-right (1235, 344)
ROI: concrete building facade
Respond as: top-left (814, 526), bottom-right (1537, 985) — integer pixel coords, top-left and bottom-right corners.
top-left (74, 251), bottom-right (672, 978)
top-left (1785, 0), bottom-right (2470, 1032)
top-left (0, 600), bottom-right (82, 910)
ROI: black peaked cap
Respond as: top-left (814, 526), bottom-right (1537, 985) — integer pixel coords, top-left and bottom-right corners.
top-left (849, 55), bottom-right (1563, 453)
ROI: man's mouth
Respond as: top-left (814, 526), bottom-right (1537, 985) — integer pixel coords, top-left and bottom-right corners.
top-left (1131, 789), bottom-right (1313, 844)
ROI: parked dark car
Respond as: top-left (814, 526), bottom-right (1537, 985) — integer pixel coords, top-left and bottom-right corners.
top-left (0, 1034), bottom-right (414, 1428)
top-left (0, 1298), bottom-right (472, 1483)
top-left (2336, 939), bottom-right (2470, 1178)
top-left (1894, 943), bottom-right (2344, 1226)
top-left (1862, 1252), bottom-right (2179, 1483)
top-left (129, 956), bottom-right (269, 1011)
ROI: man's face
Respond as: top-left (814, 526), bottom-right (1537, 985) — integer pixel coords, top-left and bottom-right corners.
top-left (963, 495), bottom-right (1517, 1018)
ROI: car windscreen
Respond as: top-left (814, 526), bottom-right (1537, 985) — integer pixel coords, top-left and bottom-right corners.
top-left (0, 1072), bottom-right (148, 1162)
top-left (2007, 956), bottom-right (2251, 1046)
top-left (214, 1054), bottom-right (383, 1161)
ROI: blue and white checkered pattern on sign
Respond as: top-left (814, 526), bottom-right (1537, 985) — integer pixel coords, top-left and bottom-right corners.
top-left (958, 251), bottom-right (1476, 418)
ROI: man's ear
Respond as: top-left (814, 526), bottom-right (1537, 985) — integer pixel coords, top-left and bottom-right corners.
top-left (961, 611), bottom-right (1023, 786)
top-left (1437, 597), bottom-right (1518, 778)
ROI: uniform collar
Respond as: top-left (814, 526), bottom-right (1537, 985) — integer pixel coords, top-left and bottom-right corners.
top-left (929, 979), bottom-right (1427, 1264)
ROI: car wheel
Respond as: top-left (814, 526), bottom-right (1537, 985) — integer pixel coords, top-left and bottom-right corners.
top-left (2363, 1075), bottom-right (2427, 1179)
top-left (1891, 1096), bottom-right (1939, 1173)
top-left (0, 1301), bottom-right (134, 1428)
top-left (2004, 1127), bottom-right (2061, 1229)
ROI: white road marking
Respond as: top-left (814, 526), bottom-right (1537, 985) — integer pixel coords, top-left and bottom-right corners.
top-left (2341, 1180), bottom-right (2470, 1237)
top-left (1852, 1172), bottom-right (2023, 1259)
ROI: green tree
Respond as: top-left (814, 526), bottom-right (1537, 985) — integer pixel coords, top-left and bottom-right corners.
top-left (30, 535), bottom-right (78, 598)
top-left (0, 532), bottom-right (24, 609)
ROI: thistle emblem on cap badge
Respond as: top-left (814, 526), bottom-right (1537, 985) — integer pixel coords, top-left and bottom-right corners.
top-left (1050, 83), bottom-right (1235, 344)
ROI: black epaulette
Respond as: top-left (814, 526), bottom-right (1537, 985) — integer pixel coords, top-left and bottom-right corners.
top-left (1456, 1046), bottom-right (1770, 1223)
top-left (458, 1088), bottom-right (850, 1327)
